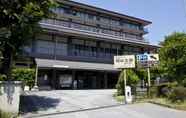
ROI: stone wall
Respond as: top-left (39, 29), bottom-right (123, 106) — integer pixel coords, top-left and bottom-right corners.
top-left (0, 81), bottom-right (23, 114)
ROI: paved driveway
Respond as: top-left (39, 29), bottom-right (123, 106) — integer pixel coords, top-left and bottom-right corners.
top-left (25, 103), bottom-right (186, 118)
top-left (20, 89), bottom-right (120, 117)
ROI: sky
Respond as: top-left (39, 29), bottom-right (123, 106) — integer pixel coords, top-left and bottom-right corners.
top-left (74, 0), bottom-right (186, 45)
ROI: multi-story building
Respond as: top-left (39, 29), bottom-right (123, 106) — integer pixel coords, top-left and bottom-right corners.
top-left (19, 0), bottom-right (158, 90)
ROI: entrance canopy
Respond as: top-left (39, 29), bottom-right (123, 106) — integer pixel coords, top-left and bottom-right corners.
top-left (35, 58), bottom-right (119, 72)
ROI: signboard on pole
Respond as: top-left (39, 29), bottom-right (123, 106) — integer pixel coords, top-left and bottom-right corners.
top-left (114, 55), bottom-right (135, 103)
top-left (136, 53), bottom-right (159, 68)
top-left (114, 55), bottom-right (135, 69)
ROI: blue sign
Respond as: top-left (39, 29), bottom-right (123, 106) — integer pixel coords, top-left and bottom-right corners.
top-left (136, 53), bottom-right (149, 62)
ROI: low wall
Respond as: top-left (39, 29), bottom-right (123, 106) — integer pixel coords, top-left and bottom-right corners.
top-left (0, 81), bottom-right (23, 114)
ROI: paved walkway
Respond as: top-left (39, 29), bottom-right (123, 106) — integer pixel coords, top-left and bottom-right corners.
top-left (27, 103), bottom-right (186, 118)
top-left (20, 89), bottom-right (120, 117)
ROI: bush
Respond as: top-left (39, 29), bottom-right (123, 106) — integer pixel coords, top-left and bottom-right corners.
top-left (168, 87), bottom-right (186, 103)
top-left (11, 68), bottom-right (35, 88)
top-left (157, 82), bottom-right (177, 97)
top-left (182, 79), bottom-right (186, 87)
top-left (116, 69), bottom-right (140, 96)
top-left (150, 86), bottom-right (158, 98)
top-left (0, 110), bottom-right (13, 118)
top-left (0, 74), bottom-right (7, 81)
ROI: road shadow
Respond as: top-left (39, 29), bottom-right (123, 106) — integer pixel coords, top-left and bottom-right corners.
top-left (19, 95), bottom-right (60, 114)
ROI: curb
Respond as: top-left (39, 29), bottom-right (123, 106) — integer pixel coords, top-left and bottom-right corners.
top-left (148, 101), bottom-right (186, 111)
top-left (22, 103), bottom-right (126, 118)
top-left (148, 101), bottom-right (173, 109)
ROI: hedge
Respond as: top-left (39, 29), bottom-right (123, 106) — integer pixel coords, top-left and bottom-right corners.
top-left (11, 68), bottom-right (35, 88)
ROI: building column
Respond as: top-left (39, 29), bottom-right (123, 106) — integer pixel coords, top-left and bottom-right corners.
top-left (96, 41), bottom-right (101, 58)
top-left (67, 37), bottom-right (72, 56)
top-left (54, 34), bottom-right (57, 60)
top-left (104, 72), bottom-right (108, 89)
top-left (52, 69), bottom-right (57, 89)
top-left (92, 76), bottom-right (97, 89)
top-left (32, 65), bottom-right (39, 91)
top-left (72, 70), bottom-right (76, 89)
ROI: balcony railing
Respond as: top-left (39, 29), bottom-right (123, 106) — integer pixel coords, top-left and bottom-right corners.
top-left (57, 13), bottom-right (147, 33)
top-left (40, 19), bottom-right (149, 44)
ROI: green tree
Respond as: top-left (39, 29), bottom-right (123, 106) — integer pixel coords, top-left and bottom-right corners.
top-left (116, 69), bottom-right (140, 95)
top-left (0, 0), bottom-right (56, 79)
top-left (159, 32), bottom-right (186, 84)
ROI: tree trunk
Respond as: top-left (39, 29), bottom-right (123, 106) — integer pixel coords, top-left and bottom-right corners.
top-left (1, 44), bottom-right (14, 80)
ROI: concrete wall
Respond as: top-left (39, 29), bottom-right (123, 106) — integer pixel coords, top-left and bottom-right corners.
top-left (0, 81), bottom-right (23, 114)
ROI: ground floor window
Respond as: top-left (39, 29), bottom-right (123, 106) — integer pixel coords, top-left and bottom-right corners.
top-left (37, 69), bottom-right (119, 90)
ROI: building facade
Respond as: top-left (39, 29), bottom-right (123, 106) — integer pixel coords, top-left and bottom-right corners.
top-left (20, 0), bottom-right (158, 90)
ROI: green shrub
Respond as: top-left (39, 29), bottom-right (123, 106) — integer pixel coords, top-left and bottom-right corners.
top-left (157, 82), bottom-right (177, 97)
top-left (182, 79), bottom-right (186, 87)
top-left (0, 110), bottom-right (13, 118)
top-left (150, 86), bottom-right (158, 98)
top-left (11, 68), bottom-right (35, 88)
top-left (116, 69), bottom-right (140, 96)
top-left (168, 87), bottom-right (186, 103)
top-left (0, 74), bottom-right (7, 81)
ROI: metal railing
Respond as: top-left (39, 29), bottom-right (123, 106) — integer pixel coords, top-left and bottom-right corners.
top-left (40, 19), bottom-right (149, 43)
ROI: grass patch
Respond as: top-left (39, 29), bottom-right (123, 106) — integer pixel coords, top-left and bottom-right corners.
top-left (137, 98), bottom-right (186, 111)
top-left (115, 95), bottom-right (125, 103)
top-left (148, 98), bottom-right (186, 111)
top-left (0, 110), bottom-right (18, 118)
top-left (113, 93), bottom-right (125, 103)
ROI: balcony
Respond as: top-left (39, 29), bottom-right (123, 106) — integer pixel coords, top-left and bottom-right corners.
top-left (39, 19), bottom-right (149, 45)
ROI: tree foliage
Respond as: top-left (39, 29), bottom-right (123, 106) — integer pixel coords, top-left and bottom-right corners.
top-left (159, 32), bottom-right (186, 84)
top-left (0, 0), bottom-right (56, 79)
top-left (116, 69), bottom-right (140, 95)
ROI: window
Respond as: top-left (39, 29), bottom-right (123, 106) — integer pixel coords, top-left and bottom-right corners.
top-left (100, 17), bottom-right (110, 24)
top-left (88, 14), bottom-right (95, 20)
top-left (72, 39), bottom-right (84, 45)
top-left (56, 42), bottom-right (67, 56)
top-left (76, 11), bottom-right (85, 18)
top-left (37, 34), bottom-right (52, 41)
top-left (85, 40), bottom-right (96, 47)
top-left (36, 40), bottom-right (54, 55)
top-left (64, 8), bottom-right (72, 14)
top-left (55, 36), bottom-right (67, 43)
top-left (52, 7), bottom-right (64, 14)
top-left (110, 19), bottom-right (119, 26)
top-left (23, 46), bottom-right (31, 53)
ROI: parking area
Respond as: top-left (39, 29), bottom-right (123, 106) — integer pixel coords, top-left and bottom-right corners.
top-left (20, 89), bottom-right (120, 117)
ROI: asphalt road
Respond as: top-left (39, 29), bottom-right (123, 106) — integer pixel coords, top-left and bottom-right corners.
top-left (20, 90), bottom-right (186, 118)
top-left (21, 89), bottom-right (120, 117)
top-left (34, 103), bottom-right (186, 118)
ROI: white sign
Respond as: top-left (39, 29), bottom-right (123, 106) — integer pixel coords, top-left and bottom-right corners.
top-left (148, 54), bottom-right (159, 62)
top-left (125, 86), bottom-right (133, 103)
top-left (114, 55), bottom-right (135, 69)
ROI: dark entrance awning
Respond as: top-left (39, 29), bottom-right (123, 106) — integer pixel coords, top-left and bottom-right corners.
top-left (35, 58), bottom-right (119, 72)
